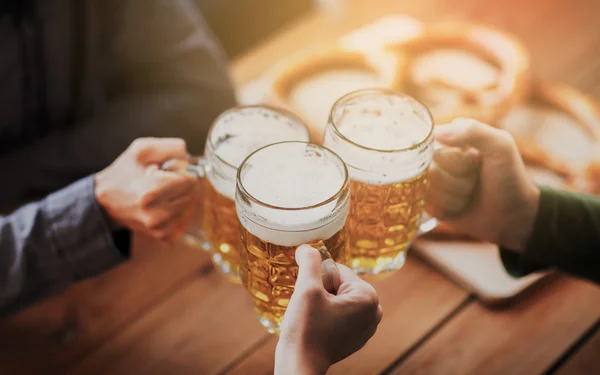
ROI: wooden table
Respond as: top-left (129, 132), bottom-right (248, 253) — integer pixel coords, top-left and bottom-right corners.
top-left (2, 0), bottom-right (600, 374)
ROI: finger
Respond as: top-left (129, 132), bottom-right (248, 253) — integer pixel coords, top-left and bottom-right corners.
top-left (143, 170), bottom-right (197, 207)
top-left (336, 263), bottom-right (363, 283)
top-left (427, 162), bottom-right (477, 201)
top-left (295, 245), bottom-right (325, 291)
top-left (141, 192), bottom-right (195, 236)
top-left (434, 118), bottom-right (509, 155)
top-left (133, 138), bottom-right (189, 165)
top-left (148, 212), bottom-right (183, 243)
top-left (433, 146), bottom-right (480, 177)
top-left (425, 183), bottom-right (474, 220)
top-left (149, 204), bottom-right (196, 244)
top-left (321, 258), bottom-right (340, 294)
top-left (162, 219), bottom-right (190, 243)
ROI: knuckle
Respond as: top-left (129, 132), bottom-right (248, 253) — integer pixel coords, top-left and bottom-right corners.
top-left (138, 191), bottom-right (154, 209)
top-left (173, 138), bottom-right (187, 153)
top-left (131, 138), bottom-right (156, 160)
top-left (131, 138), bottom-right (150, 151)
top-left (494, 129), bottom-right (516, 149)
top-left (360, 284), bottom-right (380, 308)
top-left (152, 230), bottom-right (171, 243)
top-left (463, 120), bottom-right (483, 136)
top-left (144, 214), bottom-right (164, 231)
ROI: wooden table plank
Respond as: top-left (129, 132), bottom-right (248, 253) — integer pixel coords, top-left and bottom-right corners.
top-left (225, 256), bottom-right (469, 375)
top-left (66, 264), bottom-right (270, 375)
top-left (0, 235), bottom-right (212, 375)
top-left (388, 277), bottom-right (600, 375)
top-left (553, 324), bottom-right (600, 375)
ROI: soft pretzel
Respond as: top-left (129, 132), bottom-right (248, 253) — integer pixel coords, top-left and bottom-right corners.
top-left (542, 83), bottom-right (600, 194)
top-left (265, 45), bottom-right (404, 142)
top-left (498, 81), bottom-right (600, 193)
top-left (385, 23), bottom-right (531, 125)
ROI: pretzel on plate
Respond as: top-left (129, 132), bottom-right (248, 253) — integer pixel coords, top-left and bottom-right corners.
top-left (385, 23), bottom-right (532, 125)
top-left (265, 45), bottom-right (405, 142)
top-left (499, 82), bottom-right (600, 192)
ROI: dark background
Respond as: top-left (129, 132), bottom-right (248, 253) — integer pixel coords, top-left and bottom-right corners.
top-left (197, 0), bottom-right (314, 59)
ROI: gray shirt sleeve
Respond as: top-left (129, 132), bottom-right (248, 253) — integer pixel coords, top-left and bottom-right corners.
top-left (0, 175), bottom-right (130, 317)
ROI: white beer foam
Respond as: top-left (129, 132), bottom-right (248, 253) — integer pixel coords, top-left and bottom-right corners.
top-left (206, 107), bottom-right (309, 199)
top-left (237, 143), bottom-right (348, 246)
top-left (324, 95), bottom-right (433, 185)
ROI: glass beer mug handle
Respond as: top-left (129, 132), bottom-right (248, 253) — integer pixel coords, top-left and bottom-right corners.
top-left (416, 140), bottom-right (444, 236)
top-left (315, 243), bottom-right (341, 293)
top-left (417, 213), bottom-right (438, 236)
top-left (160, 156), bottom-right (209, 178)
top-left (160, 156), bottom-right (212, 251)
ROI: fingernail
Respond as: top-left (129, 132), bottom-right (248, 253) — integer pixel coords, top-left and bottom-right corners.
top-left (295, 244), bottom-right (316, 262)
top-left (321, 258), bottom-right (341, 293)
top-left (296, 244), bottom-right (316, 253)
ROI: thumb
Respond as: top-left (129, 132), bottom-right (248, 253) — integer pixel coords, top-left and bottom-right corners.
top-left (134, 138), bottom-right (189, 165)
top-left (434, 118), bottom-right (508, 156)
top-left (295, 245), bottom-right (324, 291)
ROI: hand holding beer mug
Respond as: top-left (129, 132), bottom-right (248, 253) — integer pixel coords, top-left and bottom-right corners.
top-left (275, 245), bottom-right (383, 374)
top-left (324, 89), bottom-right (437, 277)
top-left (236, 142), bottom-right (350, 334)
top-left (163, 106), bottom-right (309, 283)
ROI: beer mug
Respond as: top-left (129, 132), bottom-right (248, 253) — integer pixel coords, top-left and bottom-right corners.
top-left (163, 106), bottom-right (310, 283)
top-left (236, 141), bottom-right (350, 334)
top-left (323, 89), bottom-right (437, 277)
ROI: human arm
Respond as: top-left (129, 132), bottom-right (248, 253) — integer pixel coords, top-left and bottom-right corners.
top-left (0, 176), bottom-right (130, 317)
top-left (499, 186), bottom-right (600, 284)
top-left (275, 245), bottom-right (383, 375)
top-left (427, 118), bottom-right (600, 285)
top-left (1, 137), bottom-right (199, 316)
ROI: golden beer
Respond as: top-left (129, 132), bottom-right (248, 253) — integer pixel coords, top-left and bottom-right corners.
top-left (173, 106), bottom-right (310, 283)
top-left (201, 179), bottom-right (239, 282)
top-left (324, 89), bottom-right (436, 276)
top-left (348, 173), bottom-right (428, 273)
top-left (239, 226), bottom-right (347, 330)
top-left (236, 142), bottom-right (350, 334)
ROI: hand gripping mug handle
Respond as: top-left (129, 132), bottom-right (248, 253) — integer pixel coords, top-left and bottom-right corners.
top-left (160, 156), bottom-right (211, 251)
top-left (161, 156), bottom-right (208, 178)
top-left (314, 242), bottom-right (341, 294)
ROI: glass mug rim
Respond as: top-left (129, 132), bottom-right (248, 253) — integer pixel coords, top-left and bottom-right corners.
top-left (236, 141), bottom-right (350, 212)
top-left (206, 104), bottom-right (311, 172)
top-left (328, 88), bottom-right (435, 154)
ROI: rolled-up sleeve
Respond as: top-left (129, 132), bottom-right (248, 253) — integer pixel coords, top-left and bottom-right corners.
top-left (0, 175), bottom-right (130, 316)
top-left (500, 186), bottom-right (600, 285)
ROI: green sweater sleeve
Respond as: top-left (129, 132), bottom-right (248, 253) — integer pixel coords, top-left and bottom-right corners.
top-left (500, 186), bottom-right (600, 285)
